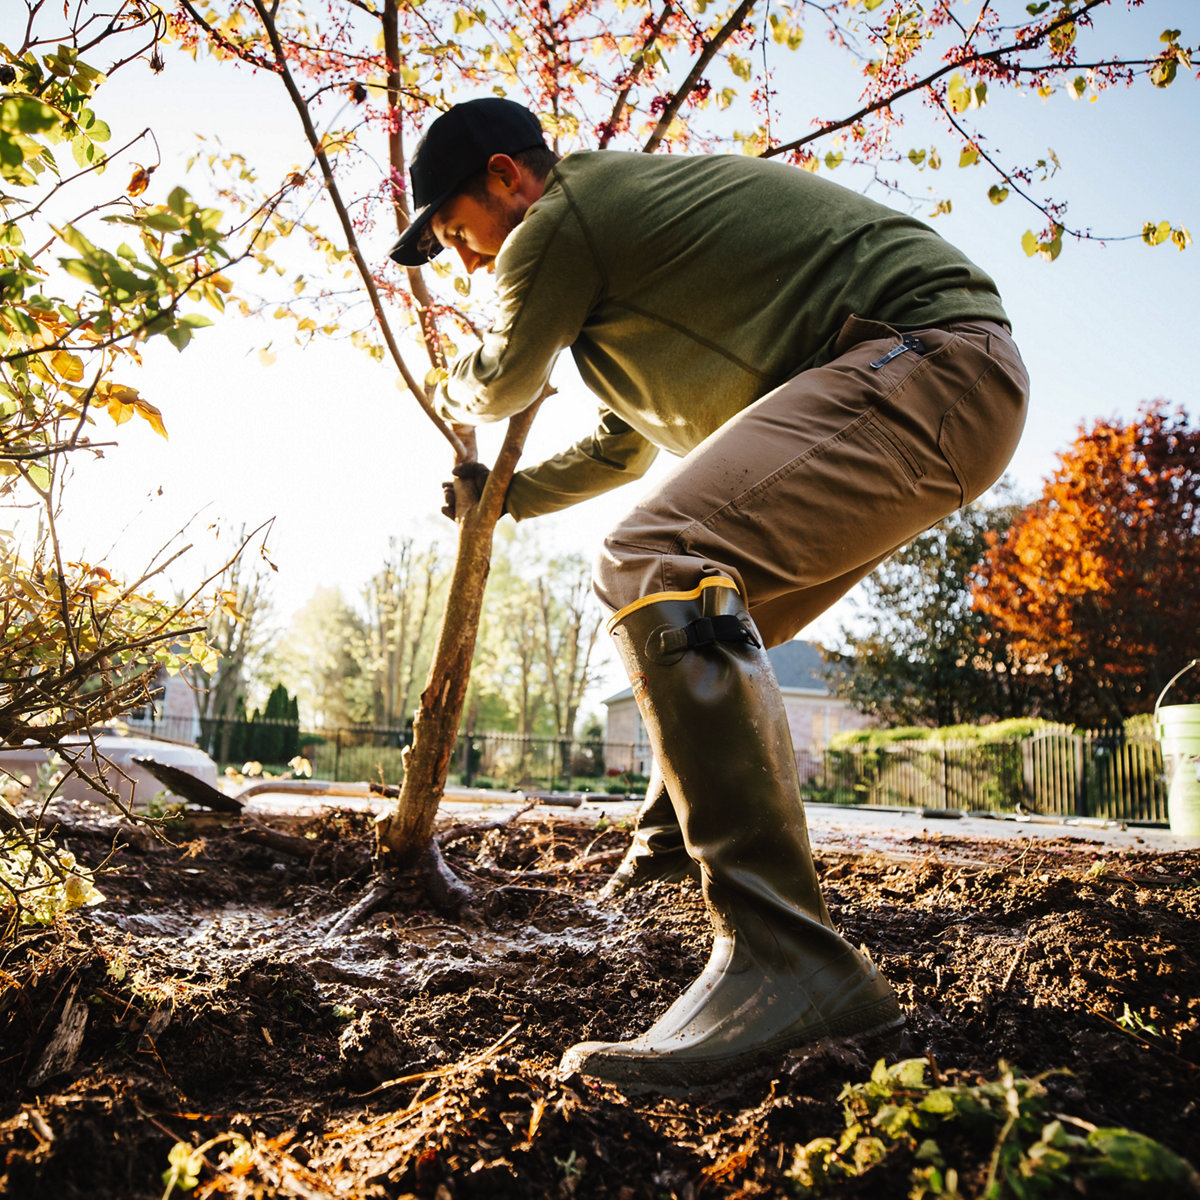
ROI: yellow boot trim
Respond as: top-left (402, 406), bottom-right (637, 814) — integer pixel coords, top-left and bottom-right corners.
top-left (606, 577), bottom-right (741, 634)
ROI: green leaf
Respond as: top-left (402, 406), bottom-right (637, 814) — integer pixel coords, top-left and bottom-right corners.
top-left (1026, 1), bottom-right (1049, 12)
top-left (988, 184), bottom-right (1010, 205)
top-left (729, 54), bottom-right (752, 82)
top-left (1142, 220), bottom-right (1171, 246)
top-left (1150, 59), bottom-right (1177, 87)
top-left (166, 186), bottom-right (192, 217)
top-left (891, 1058), bottom-right (927, 1088)
top-left (864, 0), bottom-right (887, 9)
top-left (1086, 1127), bottom-right (1200, 1188)
top-left (1161, 29), bottom-right (1182, 43)
top-left (0, 96), bottom-right (60, 135)
top-left (0, 130), bottom-right (24, 169)
top-left (947, 73), bottom-right (970, 114)
top-left (908, 148), bottom-right (926, 167)
top-left (824, 150), bottom-right (843, 170)
top-left (165, 324), bottom-right (193, 351)
top-left (25, 461), bottom-right (51, 490)
top-left (162, 1141), bottom-right (203, 1193)
top-left (1022, 230), bottom-right (1039, 257)
top-left (141, 210), bottom-right (182, 232)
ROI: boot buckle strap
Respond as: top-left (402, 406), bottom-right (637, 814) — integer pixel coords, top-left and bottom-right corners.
top-left (655, 614), bottom-right (760, 656)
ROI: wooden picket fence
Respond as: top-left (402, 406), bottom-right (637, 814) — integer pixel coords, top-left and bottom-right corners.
top-left (798, 725), bottom-right (1168, 823)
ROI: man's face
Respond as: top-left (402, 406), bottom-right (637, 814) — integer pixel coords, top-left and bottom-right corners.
top-left (431, 184), bottom-right (526, 276)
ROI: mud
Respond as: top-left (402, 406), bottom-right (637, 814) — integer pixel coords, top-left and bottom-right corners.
top-left (2, 803), bottom-right (1198, 1198)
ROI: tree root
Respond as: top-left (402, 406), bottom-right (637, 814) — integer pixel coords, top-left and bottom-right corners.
top-left (323, 841), bottom-right (476, 942)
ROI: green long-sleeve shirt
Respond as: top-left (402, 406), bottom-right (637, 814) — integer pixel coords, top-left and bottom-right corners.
top-left (437, 150), bottom-right (1009, 521)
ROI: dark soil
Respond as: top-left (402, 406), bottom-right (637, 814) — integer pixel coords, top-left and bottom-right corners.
top-left (2, 801), bottom-right (1198, 1199)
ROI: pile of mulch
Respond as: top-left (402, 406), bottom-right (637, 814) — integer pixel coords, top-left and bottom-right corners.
top-left (1, 802), bottom-right (1197, 1197)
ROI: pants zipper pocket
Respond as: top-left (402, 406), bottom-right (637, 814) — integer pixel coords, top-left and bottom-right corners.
top-left (869, 334), bottom-right (927, 369)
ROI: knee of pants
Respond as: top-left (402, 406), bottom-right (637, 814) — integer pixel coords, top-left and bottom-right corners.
top-left (591, 535), bottom-right (645, 615)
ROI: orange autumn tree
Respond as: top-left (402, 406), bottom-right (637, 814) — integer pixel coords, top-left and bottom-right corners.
top-left (972, 402), bottom-right (1200, 725)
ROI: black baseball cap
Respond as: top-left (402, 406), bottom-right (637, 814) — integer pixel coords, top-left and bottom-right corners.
top-left (388, 98), bottom-right (546, 267)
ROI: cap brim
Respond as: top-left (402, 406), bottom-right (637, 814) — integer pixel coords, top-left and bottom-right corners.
top-left (388, 206), bottom-right (439, 266)
top-left (388, 180), bottom-right (461, 266)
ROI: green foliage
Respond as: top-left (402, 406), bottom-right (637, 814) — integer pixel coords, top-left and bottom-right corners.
top-left (1, 761), bottom-right (105, 928)
top-left (241, 683), bottom-right (301, 765)
top-left (0, 9), bottom-right (284, 949)
top-left (821, 719), bottom-right (1058, 811)
top-left (830, 497), bottom-right (1034, 728)
top-left (0, 829), bottom-right (105, 929)
top-left (469, 529), bottom-right (606, 741)
top-left (162, 1133), bottom-right (254, 1198)
top-left (830, 718), bottom-right (1049, 752)
top-left (787, 1058), bottom-right (1200, 1199)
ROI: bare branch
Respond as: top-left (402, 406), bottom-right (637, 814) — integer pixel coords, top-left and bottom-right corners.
top-left (644, 0), bottom-right (757, 154)
top-left (248, 0), bottom-right (467, 459)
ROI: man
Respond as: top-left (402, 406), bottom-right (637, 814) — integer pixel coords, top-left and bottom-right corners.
top-left (390, 97), bottom-right (1029, 1089)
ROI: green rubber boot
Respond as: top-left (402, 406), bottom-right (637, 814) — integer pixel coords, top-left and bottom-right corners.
top-left (600, 765), bottom-right (699, 899)
top-left (561, 577), bottom-right (902, 1090)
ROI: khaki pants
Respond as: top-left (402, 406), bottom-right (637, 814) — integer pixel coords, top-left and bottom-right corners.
top-left (594, 316), bottom-right (1029, 646)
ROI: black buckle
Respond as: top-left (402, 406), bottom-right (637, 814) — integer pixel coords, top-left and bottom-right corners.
top-left (657, 614), bottom-right (760, 655)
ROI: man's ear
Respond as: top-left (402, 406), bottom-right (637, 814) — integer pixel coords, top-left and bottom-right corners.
top-left (486, 153), bottom-right (522, 193)
top-left (486, 153), bottom-right (546, 207)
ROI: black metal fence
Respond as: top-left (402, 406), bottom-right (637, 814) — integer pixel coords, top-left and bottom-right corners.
top-left (126, 714), bottom-right (1170, 822)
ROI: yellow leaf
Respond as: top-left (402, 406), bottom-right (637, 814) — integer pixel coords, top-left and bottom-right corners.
top-left (132, 399), bottom-right (168, 439)
top-left (258, 347), bottom-right (277, 366)
top-left (50, 350), bottom-right (84, 382)
top-left (106, 397), bottom-right (134, 426)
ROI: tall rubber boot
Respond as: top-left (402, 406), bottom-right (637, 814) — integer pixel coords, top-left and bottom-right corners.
top-left (600, 764), bottom-right (699, 899)
top-left (561, 577), bottom-right (902, 1089)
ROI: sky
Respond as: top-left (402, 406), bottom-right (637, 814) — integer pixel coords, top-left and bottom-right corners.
top-left (25, 1), bottom-right (1200, 709)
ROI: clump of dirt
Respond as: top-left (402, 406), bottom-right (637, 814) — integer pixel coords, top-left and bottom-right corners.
top-left (2, 804), bottom-right (1198, 1198)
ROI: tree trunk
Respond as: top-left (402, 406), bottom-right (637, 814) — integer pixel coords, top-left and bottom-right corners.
top-left (375, 395), bottom-right (547, 866)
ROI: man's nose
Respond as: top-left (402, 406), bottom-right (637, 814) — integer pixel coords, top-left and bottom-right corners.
top-left (457, 245), bottom-right (482, 274)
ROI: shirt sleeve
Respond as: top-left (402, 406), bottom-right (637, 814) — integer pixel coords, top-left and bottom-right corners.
top-left (435, 186), bottom-right (601, 426)
top-left (504, 408), bottom-right (659, 522)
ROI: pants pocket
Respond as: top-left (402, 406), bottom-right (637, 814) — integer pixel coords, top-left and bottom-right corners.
top-left (862, 411), bottom-right (924, 488)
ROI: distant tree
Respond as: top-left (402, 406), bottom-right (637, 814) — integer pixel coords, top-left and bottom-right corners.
top-left (830, 496), bottom-right (1030, 727)
top-left (276, 587), bottom-right (368, 728)
top-left (973, 402), bottom-right (1200, 725)
top-left (465, 533), bottom-right (606, 747)
top-left (192, 532), bottom-right (275, 760)
top-left (243, 682), bottom-right (300, 764)
top-left (537, 553), bottom-right (605, 776)
top-left (472, 534), bottom-right (549, 738)
top-left (356, 537), bottom-right (446, 728)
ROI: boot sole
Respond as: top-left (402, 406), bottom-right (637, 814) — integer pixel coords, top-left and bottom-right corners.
top-left (560, 997), bottom-right (905, 1094)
